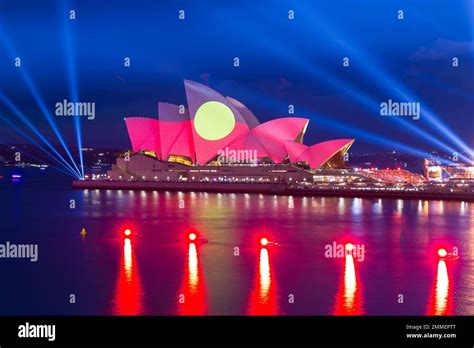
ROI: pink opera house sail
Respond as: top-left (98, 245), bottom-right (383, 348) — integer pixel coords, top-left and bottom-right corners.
top-left (226, 96), bottom-right (260, 129)
top-left (158, 102), bottom-right (195, 162)
top-left (226, 117), bottom-right (309, 163)
top-left (184, 80), bottom-right (250, 165)
top-left (124, 80), bottom-right (354, 169)
top-left (124, 117), bottom-right (161, 159)
top-left (284, 139), bottom-right (355, 169)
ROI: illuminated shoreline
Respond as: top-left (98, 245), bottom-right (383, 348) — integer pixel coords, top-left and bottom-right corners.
top-left (72, 179), bottom-right (474, 201)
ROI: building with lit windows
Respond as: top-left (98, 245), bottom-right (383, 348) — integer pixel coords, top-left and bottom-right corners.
top-left (423, 158), bottom-right (474, 183)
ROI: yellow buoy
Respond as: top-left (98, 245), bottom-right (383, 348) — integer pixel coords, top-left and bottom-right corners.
top-left (80, 228), bottom-right (87, 236)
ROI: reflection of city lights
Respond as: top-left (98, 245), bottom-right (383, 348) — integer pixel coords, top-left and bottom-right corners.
top-left (248, 248), bottom-right (279, 315)
top-left (177, 241), bottom-right (207, 315)
top-left (460, 201), bottom-right (467, 214)
top-left (343, 255), bottom-right (357, 310)
top-left (417, 200), bottom-right (429, 216)
top-left (248, 247), bottom-right (279, 315)
top-left (437, 201), bottom-right (444, 214)
top-left (351, 198), bottom-right (362, 215)
top-left (113, 237), bottom-right (143, 315)
top-left (333, 253), bottom-right (363, 315)
top-left (434, 260), bottom-right (449, 315)
top-left (427, 258), bottom-right (451, 316)
top-left (373, 199), bottom-right (382, 214)
top-left (259, 248), bottom-right (271, 300)
top-left (124, 238), bottom-right (132, 281)
top-left (188, 243), bottom-right (198, 292)
top-left (397, 199), bottom-right (403, 212)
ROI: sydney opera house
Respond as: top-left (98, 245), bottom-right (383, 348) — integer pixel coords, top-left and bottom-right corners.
top-left (106, 80), bottom-right (354, 184)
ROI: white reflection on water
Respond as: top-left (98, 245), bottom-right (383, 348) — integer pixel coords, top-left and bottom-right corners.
top-left (248, 247), bottom-right (279, 315)
top-left (351, 198), bottom-right (362, 216)
top-left (343, 254), bottom-right (357, 310)
top-left (288, 196), bottom-right (294, 209)
top-left (258, 248), bottom-right (271, 301)
top-left (434, 260), bottom-right (449, 316)
top-left (124, 238), bottom-right (133, 282)
top-left (338, 197), bottom-right (345, 215)
top-left (302, 196), bottom-right (308, 209)
top-left (430, 200), bottom-right (444, 214)
top-left (373, 199), bottom-right (382, 214)
top-left (188, 242), bottom-right (199, 293)
top-left (460, 201), bottom-right (467, 215)
top-left (396, 199), bottom-right (403, 213)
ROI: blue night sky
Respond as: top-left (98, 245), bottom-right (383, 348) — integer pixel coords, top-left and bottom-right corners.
top-left (0, 0), bottom-right (472, 155)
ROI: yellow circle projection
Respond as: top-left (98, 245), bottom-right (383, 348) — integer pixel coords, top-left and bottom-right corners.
top-left (194, 101), bottom-right (236, 141)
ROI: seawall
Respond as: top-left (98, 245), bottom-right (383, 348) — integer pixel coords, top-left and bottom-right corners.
top-left (72, 180), bottom-right (474, 201)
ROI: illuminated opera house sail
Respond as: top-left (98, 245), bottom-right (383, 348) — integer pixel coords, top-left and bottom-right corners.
top-left (102, 80), bottom-right (358, 185)
top-left (118, 80), bottom-right (353, 175)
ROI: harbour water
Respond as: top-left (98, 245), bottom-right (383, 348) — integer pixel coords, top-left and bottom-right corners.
top-left (0, 167), bottom-right (473, 315)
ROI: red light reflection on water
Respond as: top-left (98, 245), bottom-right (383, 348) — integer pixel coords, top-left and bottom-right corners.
top-left (333, 254), bottom-right (364, 315)
top-left (427, 260), bottom-right (452, 315)
top-left (112, 238), bottom-right (144, 315)
top-left (248, 247), bottom-right (279, 315)
top-left (177, 242), bottom-right (208, 315)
